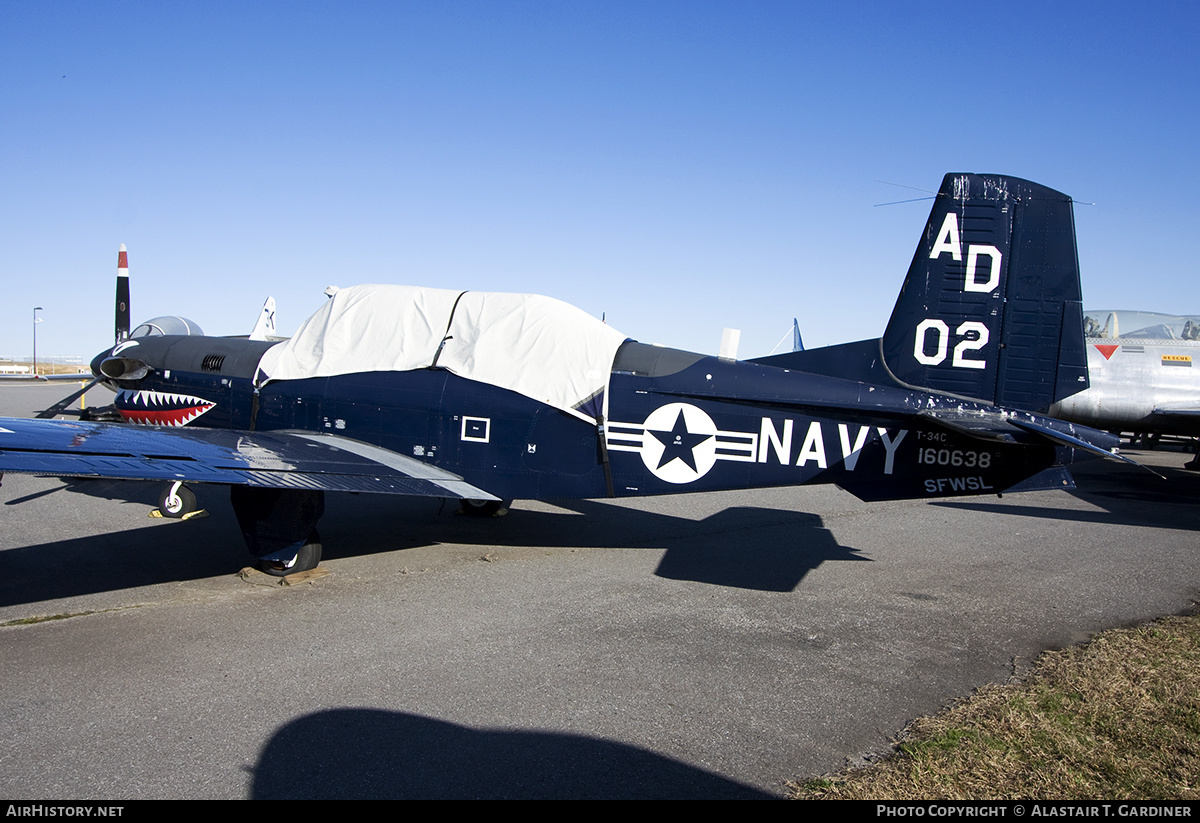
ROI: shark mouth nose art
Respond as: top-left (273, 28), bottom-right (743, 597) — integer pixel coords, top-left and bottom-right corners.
top-left (116, 389), bottom-right (216, 426)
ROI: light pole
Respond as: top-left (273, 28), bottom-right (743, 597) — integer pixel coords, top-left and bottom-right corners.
top-left (32, 307), bottom-right (43, 376)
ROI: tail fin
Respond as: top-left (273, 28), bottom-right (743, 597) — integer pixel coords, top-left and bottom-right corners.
top-left (249, 296), bottom-right (277, 341)
top-left (880, 173), bottom-right (1088, 409)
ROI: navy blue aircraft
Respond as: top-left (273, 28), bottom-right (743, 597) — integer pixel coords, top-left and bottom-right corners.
top-left (0, 173), bottom-right (1129, 575)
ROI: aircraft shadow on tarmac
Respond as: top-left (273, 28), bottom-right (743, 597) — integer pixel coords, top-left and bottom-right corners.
top-left (0, 479), bottom-right (868, 607)
top-left (932, 455), bottom-right (1200, 532)
top-left (250, 707), bottom-right (773, 799)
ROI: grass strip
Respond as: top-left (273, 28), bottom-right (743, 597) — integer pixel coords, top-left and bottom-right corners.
top-left (791, 612), bottom-right (1200, 800)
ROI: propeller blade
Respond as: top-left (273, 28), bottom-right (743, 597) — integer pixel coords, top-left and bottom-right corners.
top-left (36, 378), bottom-right (99, 419)
top-left (115, 244), bottom-right (130, 343)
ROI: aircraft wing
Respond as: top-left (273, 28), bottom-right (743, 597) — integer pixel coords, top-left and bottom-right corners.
top-left (0, 374), bottom-right (93, 382)
top-left (0, 417), bottom-right (499, 500)
top-left (1147, 408), bottom-right (1200, 432)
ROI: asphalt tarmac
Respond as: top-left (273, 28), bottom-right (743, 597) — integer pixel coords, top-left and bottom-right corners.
top-left (2, 382), bottom-right (1198, 798)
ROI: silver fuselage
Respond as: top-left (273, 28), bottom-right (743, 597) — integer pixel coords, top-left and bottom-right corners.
top-left (1049, 337), bottom-right (1200, 433)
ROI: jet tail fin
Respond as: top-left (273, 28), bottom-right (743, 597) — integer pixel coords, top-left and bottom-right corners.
top-left (249, 297), bottom-right (277, 341)
top-left (880, 173), bottom-right (1088, 409)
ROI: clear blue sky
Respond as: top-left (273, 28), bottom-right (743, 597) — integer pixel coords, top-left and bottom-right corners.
top-left (3, 1), bottom-right (1197, 361)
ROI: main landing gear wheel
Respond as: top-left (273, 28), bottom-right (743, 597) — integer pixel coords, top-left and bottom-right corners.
top-left (231, 487), bottom-right (325, 577)
top-left (157, 482), bottom-right (197, 518)
top-left (260, 532), bottom-right (323, 577)
top-left (458, 499), bottom-right (511, 517)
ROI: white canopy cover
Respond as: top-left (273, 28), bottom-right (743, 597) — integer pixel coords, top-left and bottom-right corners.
top-left (255, 285), bottom-right (628, 422)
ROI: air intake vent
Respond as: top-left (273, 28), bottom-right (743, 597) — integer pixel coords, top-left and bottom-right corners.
top-left (201, 354), bottom-right (226, 372)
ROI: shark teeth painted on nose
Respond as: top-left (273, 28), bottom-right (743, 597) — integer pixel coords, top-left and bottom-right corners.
top-left (115, 389), bottom-right (216, 427)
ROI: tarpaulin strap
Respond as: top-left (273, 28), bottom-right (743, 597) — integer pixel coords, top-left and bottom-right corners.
top-left (596, 413), bottom-right (615, 498)
top-left (430, 290), bottom-right (468, 369)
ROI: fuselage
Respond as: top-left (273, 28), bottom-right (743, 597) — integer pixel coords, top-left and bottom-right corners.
top-left (92, 334), bottom-right (1070, 504)
top-left (1048, 338), bottom-right (1200, 434)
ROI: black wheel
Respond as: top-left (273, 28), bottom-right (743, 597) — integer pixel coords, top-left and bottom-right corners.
top-left (261, 532), bottom-right (322, 577)
top-left (458, 498), bottom-right (510, 517)
top-left (157, 482), bottom-right (197, 518)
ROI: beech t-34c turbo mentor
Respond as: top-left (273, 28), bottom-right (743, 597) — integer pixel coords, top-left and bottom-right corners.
top-left (0, 173), bottom-right (1134, 575)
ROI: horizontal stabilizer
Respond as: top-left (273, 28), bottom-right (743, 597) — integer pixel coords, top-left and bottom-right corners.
top-left (1006, 417), bottom-right (1159, 476)
top-left (916, 409), bottom-right (1023, 442)
top-left (919, 407), bottom-right (1150, 471)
